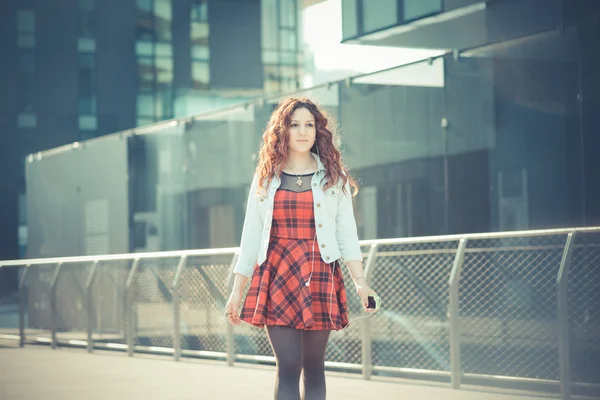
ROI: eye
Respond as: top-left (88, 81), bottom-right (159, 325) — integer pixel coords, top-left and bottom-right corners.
top-left (291, 123), bottom-right (299, 127)
top-left (307, 123), bottom-right (314, 127)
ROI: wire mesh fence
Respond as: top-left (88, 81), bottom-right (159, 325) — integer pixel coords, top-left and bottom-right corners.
top-left (2, 227), bottom-right (600, 392)
top-left (459, 234), bottom-right (567, 381)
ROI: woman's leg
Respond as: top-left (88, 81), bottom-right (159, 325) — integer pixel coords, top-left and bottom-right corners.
top-left (301, 330), bottom-right (331, 400)
top-left (266, 325), bottom-right (303, 400)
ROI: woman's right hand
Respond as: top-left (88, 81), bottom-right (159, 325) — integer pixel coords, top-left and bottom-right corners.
top-left (225, 291), bottom-right (243, 326)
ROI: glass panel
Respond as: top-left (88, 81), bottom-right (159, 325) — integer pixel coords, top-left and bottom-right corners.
top-left (155, 57), bottom-right (173, 83)
top-left (342, 0), bottom-right (358, 39)
top-left (17, 34), bottom-right (35, 48)
top-left (78, 53), bottom-right (96, 114)
top-left (191, 1), bottom-right (208, 22)
top-left (261, 0), bottom-right (277, 49)
top-left (17, 51), bottom-right (35, 113)
top-left (17, 10), bottom-right (35, 32)
top-left (136, 41), bottom-right (154, 56)
top-left (279, 0), bottom-right (296, 28)
top-left (261, 50), bottom-right (279, 64)
top-left (78, 37), bottom-right (96, 52)
top-left (137, 57), bottom-right (155, 90)
top-left (191, 22), bottom-right (209, 46)
top-left (192, 61), bottom-right (210, 89)
top-left (79, 11), bottom-right (96, 37)
top-left (155, 42), bottom-right (172, 57)
top-left (192, 45), bottom-right (209, 60)
top-left (404, 0), bottom-right (442, 21)
top-left (154, 0), bottom-right (172, 41)
top-left (17, 113), bottom-right (36, 129)
top-left (136, 0), bottom-right (153, 12)
top-left (137, 94), bottom-right (154, 117)
top-left (280, 52), bottom-right (296, 65)
top-left (280, 29), bottom-right (296, 51)
top-left (78, 115), bottom-right (98, 130)
top-left (78, 0), bottom-right (95, 11)
top-left (362, 0), bottom-right (397, 33)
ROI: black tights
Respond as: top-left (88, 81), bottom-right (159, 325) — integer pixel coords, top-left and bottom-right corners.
top-left (266, 325), bottom-right (331, 400)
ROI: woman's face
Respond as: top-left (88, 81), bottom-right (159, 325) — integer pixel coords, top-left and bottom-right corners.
top-left (287, 107), bottom-right (316, 155)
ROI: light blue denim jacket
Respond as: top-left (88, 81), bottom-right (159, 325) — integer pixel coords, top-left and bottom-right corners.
top-left (233, 153), bottom-right (363, 278)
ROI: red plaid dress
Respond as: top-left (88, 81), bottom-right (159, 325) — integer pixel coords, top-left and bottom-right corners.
top-left (240, 188), bottom-right (349, 330)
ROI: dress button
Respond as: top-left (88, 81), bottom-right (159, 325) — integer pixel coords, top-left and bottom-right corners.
top-left (331, 191), bottom-right (335, 195)
top-left (316, 203), bottom-right (321, 207)
top-left (318, 224), bottom-right (322, 228)
top-left (321, 244), bottom-right (325, 248)
top-left (313, 183), bottom-right (317, 187)
top-left (325, 256), bottom-right (330, 261)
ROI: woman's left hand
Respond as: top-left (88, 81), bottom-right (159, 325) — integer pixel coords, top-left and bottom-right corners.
top-left (354, 278), bottom-right (379, 313)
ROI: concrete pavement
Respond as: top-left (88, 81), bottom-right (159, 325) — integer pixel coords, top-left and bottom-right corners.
top-left (0, 342), bottom-right (565, 400)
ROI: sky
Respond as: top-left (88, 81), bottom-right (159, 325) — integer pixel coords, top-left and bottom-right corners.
top-left (301, 0), bottom-right (444, 86)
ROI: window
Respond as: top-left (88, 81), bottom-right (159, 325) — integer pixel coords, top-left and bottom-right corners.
top-left (17, 50), bottom-right (35, 114)
top-left (341, 0), bottom-right (358, 40)
top-left (279, 0), bottom-right (296, 28)
top-left (136, 0), bottom-right (174, 124)
top-left (17, 10), bottom-right (36, 127)
top-left (362, 0), bottom-right (398, 33)
top-left (17, 10), bottom-right (35, 48)
top-left (78, 53), bottom-right (96, 114)
top-left (404, 0), bottom-right (442, 21)
top-left (280, 30), bottom-right (296, 51)
top-left (192, 1), bottom-right (208, 22)
top-left (17, 10), bottom-right (35, 32)
top-left (191, 1), bottom-right (210, 90)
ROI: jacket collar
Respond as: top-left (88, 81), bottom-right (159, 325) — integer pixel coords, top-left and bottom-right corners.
top-left (311, 152), bottom-right (326, 172)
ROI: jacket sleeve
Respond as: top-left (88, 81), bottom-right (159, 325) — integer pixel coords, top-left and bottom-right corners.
top-left (335, 181), bottom-right (364, 263)
top-left (234, 174), bottom-right (263, 278)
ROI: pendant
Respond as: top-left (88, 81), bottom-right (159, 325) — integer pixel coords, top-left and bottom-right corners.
top-left (296, 177), bottom-right (303, 186)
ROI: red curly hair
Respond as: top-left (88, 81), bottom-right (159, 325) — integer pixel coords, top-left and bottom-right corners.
top-left (255, 97), bottom-right (358, 197)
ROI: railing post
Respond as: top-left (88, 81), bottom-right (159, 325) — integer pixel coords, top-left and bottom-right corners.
top-left (172, 256), bottom-right (187, 361)
top-left (50, 262), bottom-right (63, 350)
top-left (226, 252), bottom-right (239, 367)
top-left (18, 265), bottom-right (30, 348)
top-left (126, 258), bottom-right (140, 357)
top-left (558, 232), bottom-right (575, 400)
top-left (449, 238), bottom-right (468, 389)
top-left (85, 260), bottom-right (99, 353)
top-left (361, 243), bottom-right (379, 380)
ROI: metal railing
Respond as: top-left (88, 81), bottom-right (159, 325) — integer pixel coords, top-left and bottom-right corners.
top-left (1, 227), bottom-right (600, 400)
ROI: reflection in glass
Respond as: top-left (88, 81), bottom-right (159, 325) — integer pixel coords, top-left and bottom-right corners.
top-left (154, 0), bottom-right (172, 41)
top-left (261, 0), bottom-right (278, 50)
top-left (280, 30), bottom-right (296, 51)
top-left (404, 0), bottom-right (442, 21)
top-left (279, 0), bottom-right (296, 28)
top-left (17, 51), bottom-right (35, 113)
top-left (17, 10), bottom-right (35, 32)
top-left (362, 0), bottom-right (397, 33)
top-left (78, 53), bottom-right (96, 114)
top-left (342, 0), bottom-right (358, 39)
top-left (192, 61), bottom-right (210, 89)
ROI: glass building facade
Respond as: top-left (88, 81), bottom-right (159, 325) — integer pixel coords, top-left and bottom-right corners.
top-left (25, 20), bottom-right (600, 256)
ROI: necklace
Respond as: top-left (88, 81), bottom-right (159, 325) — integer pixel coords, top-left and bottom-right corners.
top-left (287, 159), bottom-right (313, 187)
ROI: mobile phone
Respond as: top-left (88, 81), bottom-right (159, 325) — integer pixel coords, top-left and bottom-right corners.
top-left (367, 295), bottom-right (380, 310)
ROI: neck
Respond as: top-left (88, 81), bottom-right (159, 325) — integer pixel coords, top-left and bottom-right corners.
top-left (286, 151), bottom-right (315, 172)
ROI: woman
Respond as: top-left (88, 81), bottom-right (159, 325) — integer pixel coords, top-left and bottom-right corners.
top-left (225, 97), bottom-right (379, 400)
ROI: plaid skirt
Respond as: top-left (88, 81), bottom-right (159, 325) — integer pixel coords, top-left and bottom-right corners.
top-left (240, 189), bottom-right (349, 331)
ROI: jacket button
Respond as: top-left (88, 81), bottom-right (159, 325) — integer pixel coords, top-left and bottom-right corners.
top-left (318, 224), bottom-right (322, 228)
top-left (321, 244), bottom-right (325, 248)
top-left (317, 203), bottom-right (321, 207)
top-left (325, 256), bottom-right (330, 261)
top-left (331, 191), bottom-right (335, 195)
